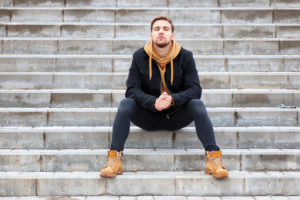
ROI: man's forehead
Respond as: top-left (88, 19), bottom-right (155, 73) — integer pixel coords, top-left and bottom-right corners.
top-left (152, 20), bottom-right (171, 28)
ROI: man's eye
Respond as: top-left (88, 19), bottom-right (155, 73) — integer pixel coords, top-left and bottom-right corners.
top-left (164, 27), bottom-right (170, 31)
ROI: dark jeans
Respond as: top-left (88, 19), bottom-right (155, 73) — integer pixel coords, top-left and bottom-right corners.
top-left (110, 98), bottom-right (220, 151)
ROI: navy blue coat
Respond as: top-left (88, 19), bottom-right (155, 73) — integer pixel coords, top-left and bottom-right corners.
top-left (125, 47), bottom-right (202, 113)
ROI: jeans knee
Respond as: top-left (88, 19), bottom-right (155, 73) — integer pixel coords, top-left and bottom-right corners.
top-left (118, 98), bottom-right (137, 116)
top-left (188, 99), bottom-right (205, 109)
top-left (187, 99), bottom-right (207, 117)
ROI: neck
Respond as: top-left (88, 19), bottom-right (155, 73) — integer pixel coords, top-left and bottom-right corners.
top-left (153, 42), bottom-right (172, 58)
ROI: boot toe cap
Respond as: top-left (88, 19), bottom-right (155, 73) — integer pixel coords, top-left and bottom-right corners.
top-left (100, 167), bottom-right (116, 178)
top-left (214, 168), bottom-right (229, 178)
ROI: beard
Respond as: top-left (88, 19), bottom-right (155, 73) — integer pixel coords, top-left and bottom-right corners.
top-left (154, 40), bottom-right (172, 48)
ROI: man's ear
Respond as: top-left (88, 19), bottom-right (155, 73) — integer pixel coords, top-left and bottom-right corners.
top-left (171, 33), bottom-right (175, 40)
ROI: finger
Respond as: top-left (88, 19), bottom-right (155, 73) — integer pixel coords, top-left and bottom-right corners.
top-left (156, 105), bottom-right (162, 111)
top-left (159, 105), bottom-right (165, 111)
top-left (162, 102), bottom-right (170, 108)
top-left (163, 96), bottom-right (171, 102)
top-left (158, 95), bottom-right (165, 100)
top-left (161, 96), bottom-right (168, 100)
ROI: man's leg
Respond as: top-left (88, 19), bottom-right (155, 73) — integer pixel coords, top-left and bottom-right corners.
top-left (186, 99), bottom-right (228, 178)
top-left (184, 99), bottom-right (220, 151)
top-left (101, 98), bottom-right (138, 178)
top-left (166, 99), bottom-right (228, 179)
top-left (110, 98), bottom-right (167, 151)
top-left (110, 98), bottom-right (139, 151)
top-left (101, 97), bottom-right (166, 178)
top-left (162, 99), bottom-right (219, 151)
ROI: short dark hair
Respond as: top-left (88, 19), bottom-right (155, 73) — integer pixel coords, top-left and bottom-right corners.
top-left (151, 16), bottom-right (174, 33)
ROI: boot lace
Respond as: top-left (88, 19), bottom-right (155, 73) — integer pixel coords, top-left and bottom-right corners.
top-left (211, 157), bottom-right (225, 168)
top-left (104, 158), bottom-right (117, 169)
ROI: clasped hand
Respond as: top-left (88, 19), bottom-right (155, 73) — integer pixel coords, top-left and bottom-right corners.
top-left (154, 92), bottom-right (173, 111)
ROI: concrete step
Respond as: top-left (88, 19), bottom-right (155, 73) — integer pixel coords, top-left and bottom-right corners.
top-left (0, 196), bottom-right (299, 200)
top-left (0, 107), bottom-right (299, 127)
top-left (0, 89), bottom-right (299, 108)
top-left (1, 38), bottom-right (300, 55)
top-left (1, 8), bottom-right (300, 24)
top-left (0, 149), bottom-right (299, 172)
top-left (1, 55), bottom-right (300, 73)
top-left (0, 72), bottom-right (299, 90)
top-left (1, 126), bottom-right (299, 149)
top-left (0, 171), bottom-right (299, 196)
top-left (10, 0), bottom-right (114, 8)
top-left (2, 0), bottom-right (300, 8)
top-left (2, 23), bottom-right (300, 39)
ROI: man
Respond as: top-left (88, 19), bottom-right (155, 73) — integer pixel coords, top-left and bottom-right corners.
top-left (100, 16), bottom-right (228, 179)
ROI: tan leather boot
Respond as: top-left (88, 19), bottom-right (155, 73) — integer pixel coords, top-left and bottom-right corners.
top-left (100, 150), bottom-right (123, 178)
top-left (205, 150), bottom-right (228, 179)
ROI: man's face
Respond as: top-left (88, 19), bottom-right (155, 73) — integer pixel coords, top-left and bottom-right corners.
top-left (150, 20), bottom-right (175, 48)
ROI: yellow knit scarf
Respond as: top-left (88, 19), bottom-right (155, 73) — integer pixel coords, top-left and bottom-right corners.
top-left (144, 40), bottom-right (181, 93)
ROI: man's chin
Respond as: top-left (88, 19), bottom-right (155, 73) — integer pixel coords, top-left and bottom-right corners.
top-left (155, 42), bottom-right (171, 48)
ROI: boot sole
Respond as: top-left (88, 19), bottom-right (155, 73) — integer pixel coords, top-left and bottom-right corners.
top-left (205, 169), bottom-right (228, 179)
top-left (100, 170), bottom-right (123, 178)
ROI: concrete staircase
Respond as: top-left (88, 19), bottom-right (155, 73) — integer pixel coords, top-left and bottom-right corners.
top-left (0, 0), bottom-right (300, 199)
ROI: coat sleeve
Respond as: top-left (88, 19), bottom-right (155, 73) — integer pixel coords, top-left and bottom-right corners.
top-left (125, 53), bottom-right (157, 111)
top-left (170, 51), bottom-right (202, 106)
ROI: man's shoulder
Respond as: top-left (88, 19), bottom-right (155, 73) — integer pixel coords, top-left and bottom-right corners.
top-left (133, 48), bottom-right (147, 58)
top-left (179, 47), bottom-right (193, 57)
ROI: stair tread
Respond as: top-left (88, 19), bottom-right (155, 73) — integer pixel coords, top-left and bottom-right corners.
top-left (2, 7), bottom-right (300, 10)
top-left (0, 196), bottom-right (298, 200)
top-left (0, 170), bottom-right (299, 177)
top-left (0, 148), bottom-right (299, 154)
top-left (3, 22), bottom-right (300, 26)
top-left (0, 88), bottom-right (299, 93)
top-left (1, 126), bottom-right (299, 132)
top-left (1, 54), bottom-right (300, 58)
top-left (2, 37), bottom-right (300, 41)
top-left (0, 107), bottom-right (298, 111)
top-left (1, 71), bottom-right (300, 73)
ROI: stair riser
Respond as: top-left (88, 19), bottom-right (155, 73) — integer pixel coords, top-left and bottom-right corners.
top-left (0, 152), bottom-right (299, 172)
top-left (11, 0), bottom-right (64, 7)
top-left (2, 25), bottom-right (300, 39)
top-left (0, 172), bottom-right (299, 196)
top-left (2, 57), bottom-right (299, 73)
top-left (1, 9), bottom-right (300, 24)
top-left (0, 130), bottom-right (299, 149)
top-left (1, 92), bottom-right (299, 108)
top-left (0, 0), bottom-right (11, 7)
top-left (12, 0), bottom-right (114, 7)
top-left (0, 74), bottom-right (299, 89)
top-left (2, 39), bottom-right (300, 55)
top-left (0, 196), bottom-right (298, 200)
top-left (0, 57), bottom-right (113, 72)
top-left (3, 0), bottom-right (300, 8)
top-left (0, 109), bottom-right (298, 127)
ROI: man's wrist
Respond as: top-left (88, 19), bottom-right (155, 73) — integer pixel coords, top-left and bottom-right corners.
top-left (169, 96), bottom-right (174, 106)
top-left (152, 104), bottom-right (157, 111)
top-left (170, 99), bottom-right (174, 106)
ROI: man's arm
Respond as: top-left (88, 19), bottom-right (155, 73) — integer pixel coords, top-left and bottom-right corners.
top-left (170, 52), bottom-right (202, 107)
top-left (125, 54), bottom-right (157, 111)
